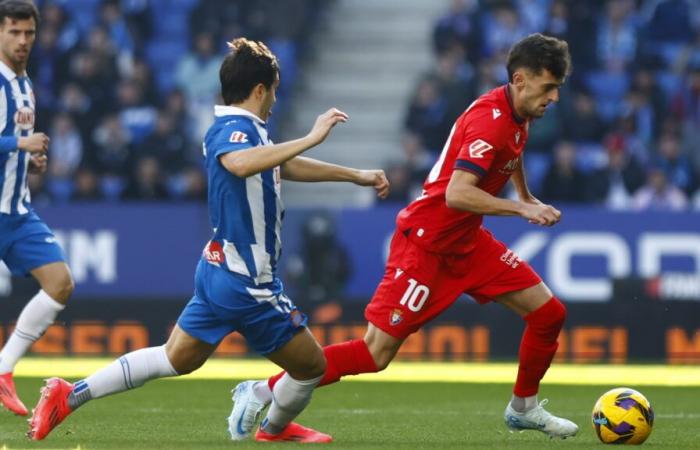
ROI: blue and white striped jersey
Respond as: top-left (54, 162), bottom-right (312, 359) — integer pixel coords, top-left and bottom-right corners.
top-left (0, 60), bottom-right (35, 216)
top-left (202, 105), bottom-right (283, 285)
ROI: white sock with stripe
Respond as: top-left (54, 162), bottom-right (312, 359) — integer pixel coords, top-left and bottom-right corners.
top-left (0, 290), bottom-right (64, 374)
top-left (68, 345), bottom-right (177, 409)
top-left (261, 373), bottom-right (322, 434)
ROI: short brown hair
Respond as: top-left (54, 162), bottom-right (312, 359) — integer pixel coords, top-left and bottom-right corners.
top-left (0, 0), bottom-right (39, 25)
top-left (220, 38), bottom-right (279, 104)
top-left (506, 33), bottom-right (571, 82)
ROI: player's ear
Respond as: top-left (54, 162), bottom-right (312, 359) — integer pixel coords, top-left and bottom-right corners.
top-left (512, 70), bottom-right (526, 88)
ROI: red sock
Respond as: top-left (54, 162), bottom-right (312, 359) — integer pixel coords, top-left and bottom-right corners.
top-left (268, 339), bottom-right (378, 390)
top-left (514, 297), bottom-right (566, 397)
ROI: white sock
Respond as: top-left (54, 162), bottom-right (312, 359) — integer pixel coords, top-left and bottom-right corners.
top-left (261, 373), bottom-right (322, 434)
top-left (253, 380), bottom-right (273, 403)
top-left (0, 290), bottom-right (64, 374)
top-left (68, 345), bottom-right (177, 409)
top-left (511, 394), bottom-right (538, 413)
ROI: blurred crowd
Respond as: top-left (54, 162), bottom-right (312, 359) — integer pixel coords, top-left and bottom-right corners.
top-left (27, 0), bottom-right (325, 204)
top-left (389, 0), bottom-right (700, 211)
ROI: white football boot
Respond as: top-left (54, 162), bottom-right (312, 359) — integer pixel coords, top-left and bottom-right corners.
top-left (504, 399), bottom-right (579, 439)
top-left (227, 380), bottom-right (269, 440)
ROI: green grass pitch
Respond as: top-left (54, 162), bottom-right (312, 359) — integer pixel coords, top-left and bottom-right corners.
top-left (1, 378), bottom-right (698, 449)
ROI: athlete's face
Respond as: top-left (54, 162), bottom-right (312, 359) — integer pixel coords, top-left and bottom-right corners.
top-left (259, 77), bottom-right (279, 121)
top-left (0, 17), bottom-right (36, 72)
top-left (513, 69), bottom-right (562, 119)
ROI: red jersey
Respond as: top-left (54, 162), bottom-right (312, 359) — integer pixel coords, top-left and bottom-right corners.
top-left (397, 85), bottom-right (529, 254)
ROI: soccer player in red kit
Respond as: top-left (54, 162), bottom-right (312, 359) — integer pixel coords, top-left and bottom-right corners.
top-left (230, 33), bottom-right (578, 440)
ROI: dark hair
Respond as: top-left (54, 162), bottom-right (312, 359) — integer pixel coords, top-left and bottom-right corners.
top-left (220, 38), bottom-right (279, 104)
top-left (0, 0), bottom-right (39, 25)
top-left (506, 33), bottom-right (571, 82)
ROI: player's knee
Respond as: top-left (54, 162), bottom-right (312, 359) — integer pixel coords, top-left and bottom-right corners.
top-left (549, 297), bottom-right (567, 327)
top-left (289, 349), bottom-right (326, 380)
top-left (169, 352), bottom-right (207, 375)
top-left (528, 297), bottom-right (567, 330)
top-left (44, 274), bottom-right (74, 303)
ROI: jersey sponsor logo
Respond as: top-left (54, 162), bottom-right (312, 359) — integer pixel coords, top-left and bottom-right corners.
top-left (500, 249), bottom-right (521, 268)
top-left (229, 131), bottom-right (248, 143)
top-left (390, 308), bottom-right (403, 326)
top-left (14, 106), bottom-right (35, 131)
top-left (499, 157), bottom-right (520, 174)
top-left (468, 139), bottom-right (493, 159)
top-left (492, 108), bottom-right (501, 120)
top-left (204, 240), bottom-right (224, 263)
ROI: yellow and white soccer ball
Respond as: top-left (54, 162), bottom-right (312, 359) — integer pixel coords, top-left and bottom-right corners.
top-left (592, 387), bottom-right (654, 445)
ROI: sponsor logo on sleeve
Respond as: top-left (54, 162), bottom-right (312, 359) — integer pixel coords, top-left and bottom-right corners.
top-left (229, 131), bottom-right (248, 143)
top-left (469, 139), bottom-right (493, 158)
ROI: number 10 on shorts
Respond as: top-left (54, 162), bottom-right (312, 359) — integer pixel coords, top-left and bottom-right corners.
top-left (399, 278), bottom-right (430, 312)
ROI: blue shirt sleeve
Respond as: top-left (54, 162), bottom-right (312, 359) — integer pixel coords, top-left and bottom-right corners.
top-left (212, 122), bottom-right (259, 159)
top-left (0, 136), bottom-right (18, 154)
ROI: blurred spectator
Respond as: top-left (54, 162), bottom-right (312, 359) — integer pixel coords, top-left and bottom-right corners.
top-left (47, 113), bottom-right (83, 180)
top-left (587, 134), bottom-right (646, 209)
top-left (122, 156), bottom-right (169, 201)
top-left (90, 114), bottom-right (132, 176)
top-left (285, 212), bottom-right (351, 306)
top-left (404, 77), bottom-right (450, 152)
top-left (70, 166), bottom-right (104, 202)
top-left (136, 111), bottom-right (192, 174)
top-left (540, 141), bottom-right (589, 203)
top-left (177, 165), bottom-right (208, 201)
top-left (597, 0), bottom-right (638, 68)
top-left (432, 0), bottom-right (480, 60)
top-left (632, 166), bottom-right (688, 211)
top-left (562, 90), bottom-right (608, 143)
top-left (653, 131), bottom-right (696, 194)
top-left (175, 31), bottom-right (223, 141)
top-left (116, 79), bottom-right (157, 143)
top-left (481, 5), bottom-right (527, 58)
top-left (99, 1), bottom-right (135, 59)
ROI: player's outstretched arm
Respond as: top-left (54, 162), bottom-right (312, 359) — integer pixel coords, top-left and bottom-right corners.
top-left (219, 108), bottom-right (348, 178)
top-left (281, 157), bottom-right (390, 199)
top-left (446, 170), bottom-right (561, 226)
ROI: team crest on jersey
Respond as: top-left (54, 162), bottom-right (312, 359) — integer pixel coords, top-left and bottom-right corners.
top-left (229, 131), bottom-right (248, 143)
top-left (500, 249), bottom-right (521, 268)
top-left (14, 106), bottom-right (34, 131)
top-left (390, 308), bottom-right (403, 326)
top-left (469, 139), bottom-right (493, 158)
top-left (515, 131), bottom-right (521, 144)
top-left (492, 108), bottom-right (501, 119)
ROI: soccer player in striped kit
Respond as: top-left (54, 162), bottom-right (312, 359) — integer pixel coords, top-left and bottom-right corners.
top-left (28, 37), bottom-right (389, 442)
top-left (0, 1), bottom-right (74, 417)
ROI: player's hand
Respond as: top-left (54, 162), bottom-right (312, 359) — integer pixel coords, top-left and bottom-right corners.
top-left (307, 108), bottom-right (348, 146)
top-left (355, 169), bottom-right (390, 199)
top-left (520, 202), bottom-right (561, 227)
top-left (28, 153), bottom-right (48, 174)
top-left (18, 133), bottom-right (49, 153)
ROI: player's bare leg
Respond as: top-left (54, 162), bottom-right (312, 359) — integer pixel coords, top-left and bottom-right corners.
top-left (497, 282), bottom-right (578, 438)
top-left (0, 262), bottom-right (73, 416)
top-left (230, 323), bottom-right (401, 440)
top-left (27, 326), bottom-right (209, 440)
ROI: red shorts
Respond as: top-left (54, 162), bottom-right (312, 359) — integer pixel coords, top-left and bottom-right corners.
top-left (365, 227), bottom-right (541, 339)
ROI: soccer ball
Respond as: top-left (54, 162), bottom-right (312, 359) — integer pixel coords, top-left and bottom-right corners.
top-left (592, 387), bottom-right (654, 445)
